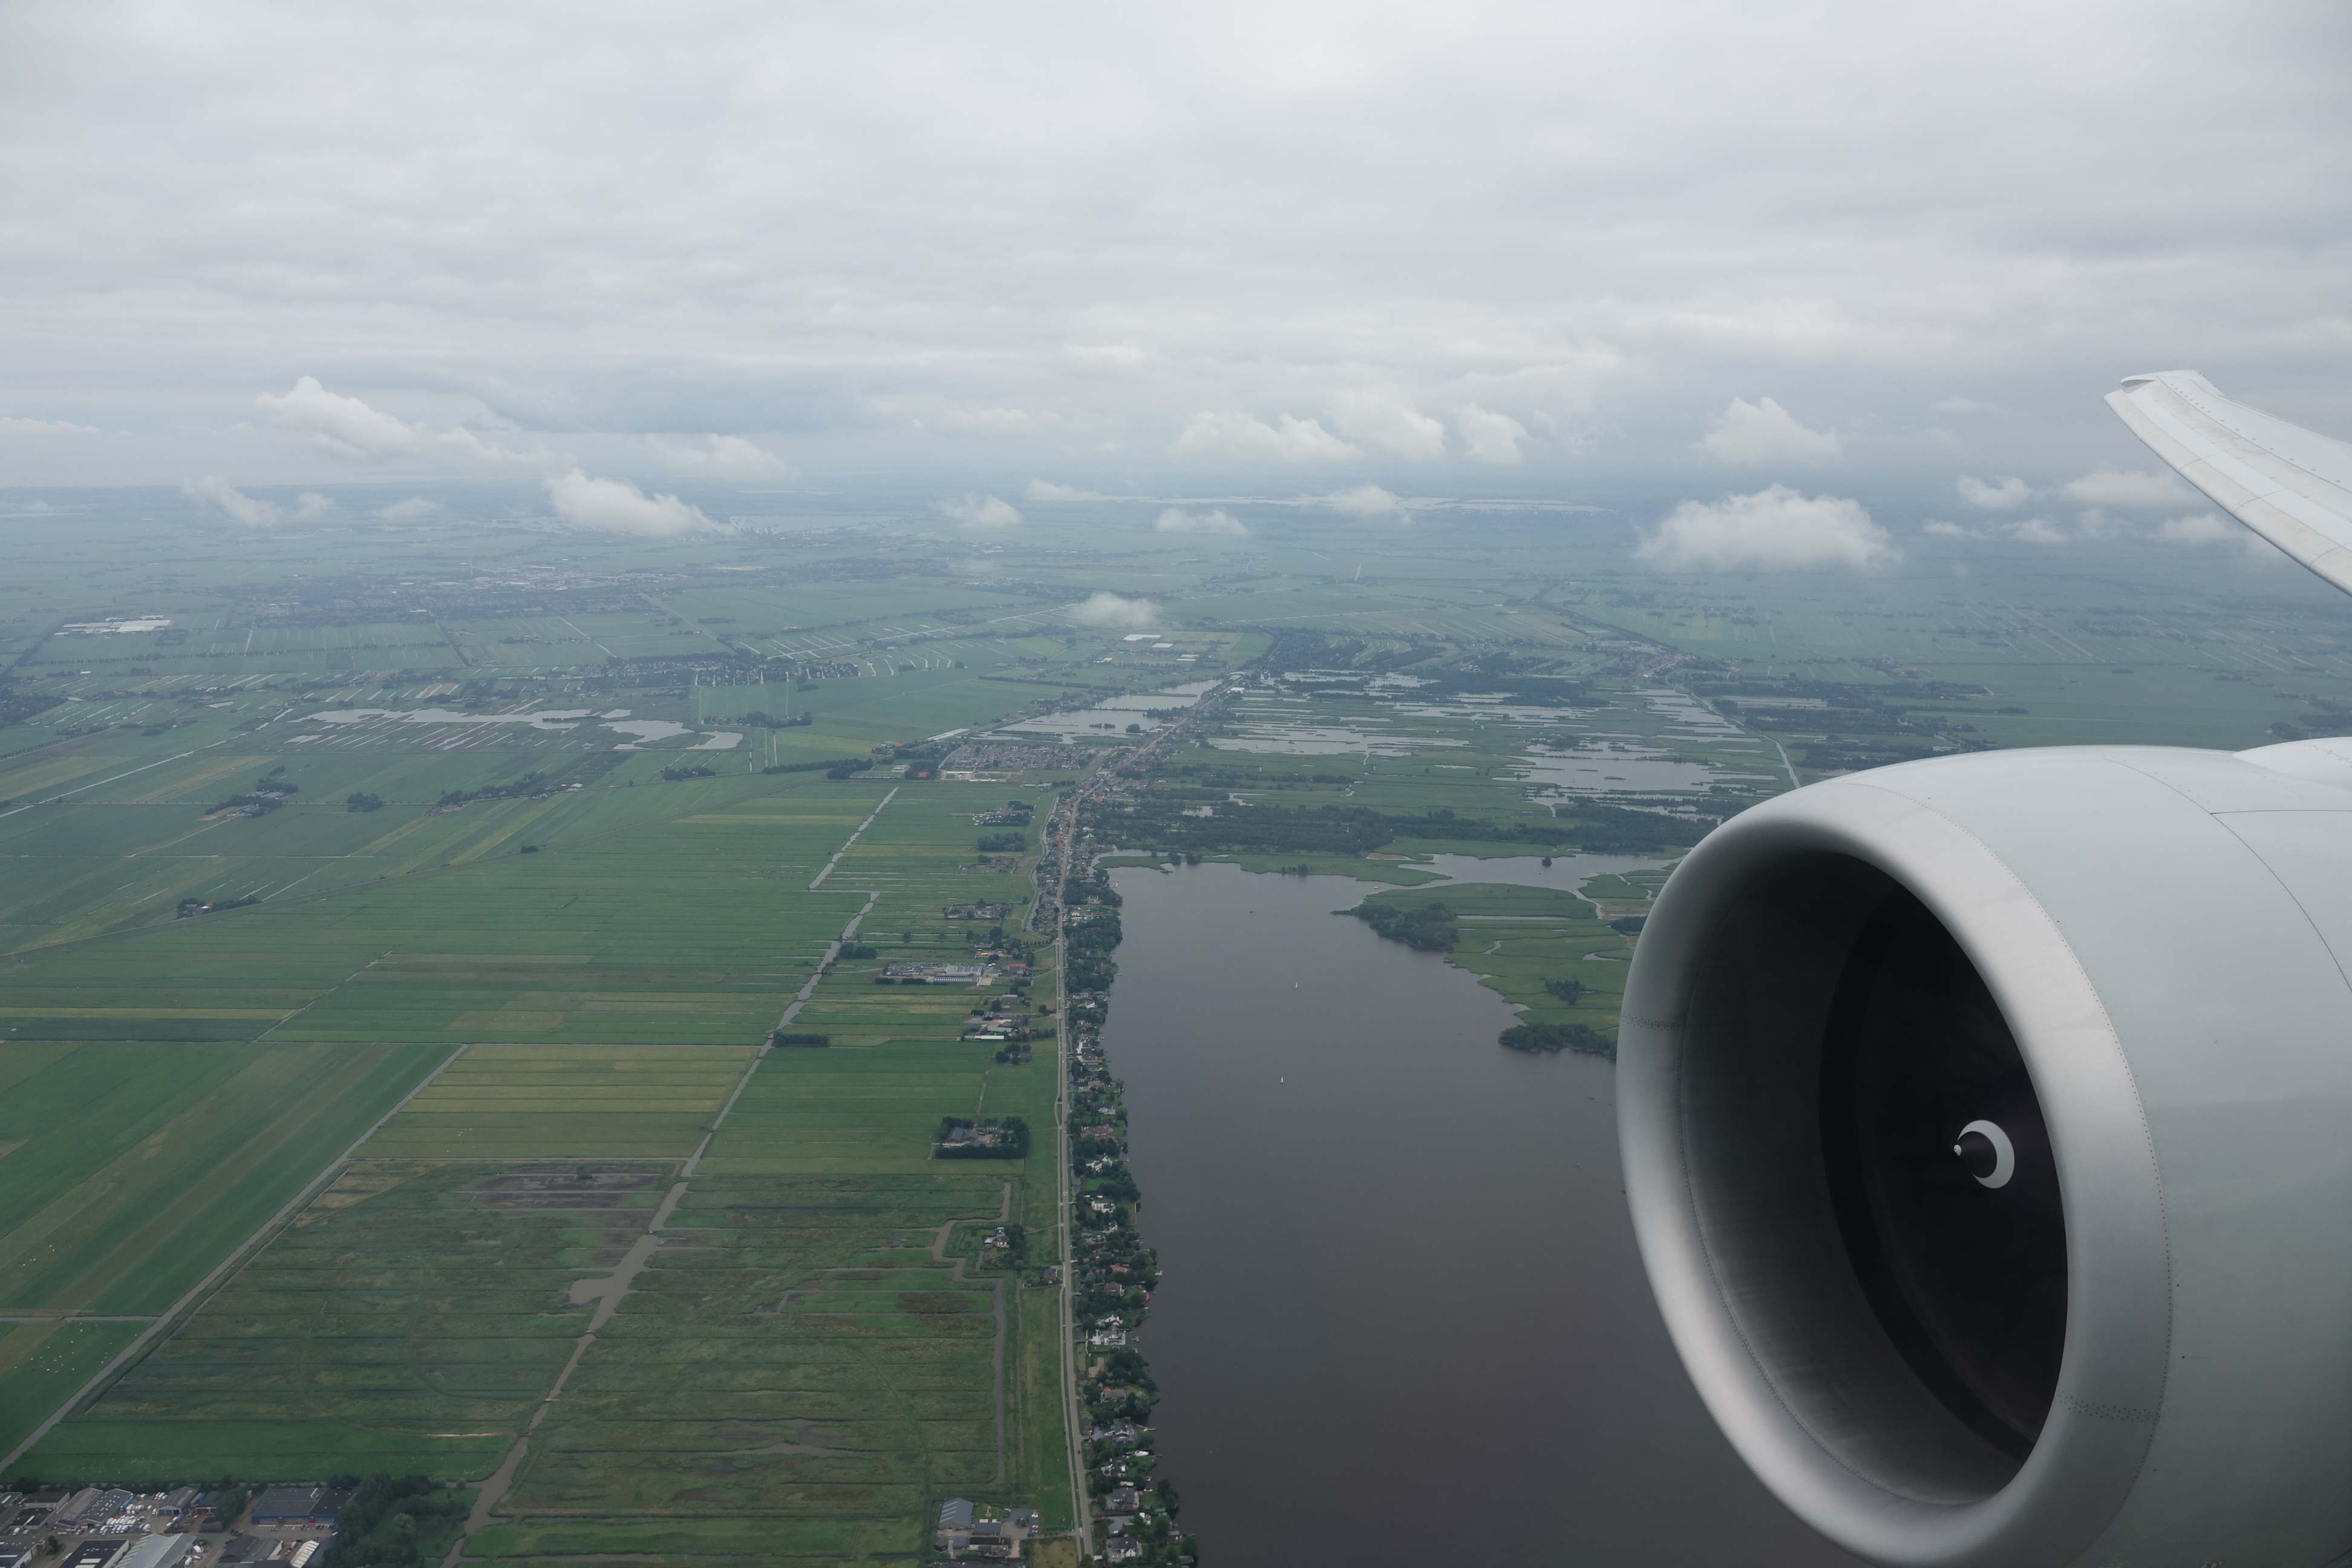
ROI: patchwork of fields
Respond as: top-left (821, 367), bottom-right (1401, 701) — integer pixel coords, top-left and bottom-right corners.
top-left (7, 492), bottom-right (2352, 1566)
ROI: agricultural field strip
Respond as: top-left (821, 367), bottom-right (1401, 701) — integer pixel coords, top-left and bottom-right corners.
top-left (808, 787), bottom-right (901, 889)
top-left (0, 1039), bottom-right (471, 1475)
top-left (0, 745), bottom-right (223, 823)
top-left (443, 938), bottom-right (879, 1558)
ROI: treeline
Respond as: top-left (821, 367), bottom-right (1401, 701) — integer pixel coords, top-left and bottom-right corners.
top-left (762, 756), bottom-right (875, 778)
top-left (1063, 909), bottom-right (1123, 992)
top-left (1500, 1021), bottom-right (1616, 1059)
top-left (935, 1116), bottom-right (1031, 1159)
top-left (324, 1474), bottom-right (466, 1568)
top-left (436, 771), bottom-right (551, 808)
top-left (1348, 901), bottom-right (1457, 951)
top-left (0, 686), bottom-right (65, 727)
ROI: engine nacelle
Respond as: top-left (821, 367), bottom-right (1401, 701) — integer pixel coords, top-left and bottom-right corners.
top-left (1620, 740), bottom-right (2352, 1568)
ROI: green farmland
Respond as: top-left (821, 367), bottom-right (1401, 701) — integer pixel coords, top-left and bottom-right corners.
top-left (6, 487), bottom-right (2352, 1563)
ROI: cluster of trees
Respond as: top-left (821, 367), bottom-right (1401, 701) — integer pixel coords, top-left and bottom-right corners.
top-left (658, 763), bottom-right (716, 781)
top-left (322, 1474), bottom-right (466, 1568)
top-left (0, 684), bottom-right (65, 727)
top-left (934, 1116), bottom-right (1031, 1160)
top-left (177, 895), bottom-right (260, 918)
top-left (1351, 900), bottom-right (1458, 951)
top-left (768, 1031), bottom-right (831, 1047)
top-left (1543, 976), bottom-right (1587, 1005)
top-left (975, 831), bottom-right (1025, 853)
top-left (1500, 1021), bottom-right (1616, 1059)
top-left (760, 756), bottom-right (873, 776)
top-left (729, 710), bottom-right (813, 728)
top-left (434, 771), bottom-right (550, 808)
top-left (209, 768), bottom-right (299, 817)
top-left (344, 791), bottom-right (384, 812)
top-left (1063, 909), bottom-right (1123, 992)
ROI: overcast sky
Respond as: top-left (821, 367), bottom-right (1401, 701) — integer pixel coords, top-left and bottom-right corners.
top-left (3, 1), bottom-right (2348, 549)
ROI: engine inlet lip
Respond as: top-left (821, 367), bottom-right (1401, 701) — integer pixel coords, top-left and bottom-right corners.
top-left (1619, 777), bottom-right (2172, 1568)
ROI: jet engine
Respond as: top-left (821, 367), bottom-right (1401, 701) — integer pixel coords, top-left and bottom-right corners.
top-left (1619, 739), bottom-right (2352, 1568)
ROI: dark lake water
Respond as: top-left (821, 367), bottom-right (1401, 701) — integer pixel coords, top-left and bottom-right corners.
top-left (1102, 861), bottom-right (1860, 1568)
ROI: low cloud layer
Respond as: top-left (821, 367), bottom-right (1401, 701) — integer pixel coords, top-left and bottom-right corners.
top-left (1070, 592), bottom-right (1160, 629)
top-left (648, 434), bottom-right (791, 481)
top-left (1333, 396), bottom-right (1446, 461)
top-left (1323, 484), bottom-right (1405, 516)
top-left (1639, 485), bottom-right (1894, 570)
top-left (544, 470), bottom-right (720, 534)
top-left (1, 414), bottom-right (100, 436)
top-left (1155, 506), bottom-right (1246, 534)
top-left (1697, 397), bottom-right (1841, 466)
top-left (1027, 479), bottom-right (1105, 501)
top-left (257, 377), bottom-right (539, 468)
top-left (1174, 412), bottom-right (1361, 464)
top-left (1, 5), bottom-right (2345, 489)
top-left (1957, 475), bottom-right (2033, 510)
top-left (181, 475), bottom-right (281, 526)
top-left (1457, 405), bottom-right (1529, 465)
top-left (941, 494), bottom-right (1022, 527)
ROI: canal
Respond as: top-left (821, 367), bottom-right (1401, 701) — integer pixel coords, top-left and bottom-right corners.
top-left (1102, 860), bottom-right (1858, 1567)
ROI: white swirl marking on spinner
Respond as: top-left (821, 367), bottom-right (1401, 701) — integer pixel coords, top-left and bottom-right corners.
top-left (1955, 1119), bottom-right (2014, 1189)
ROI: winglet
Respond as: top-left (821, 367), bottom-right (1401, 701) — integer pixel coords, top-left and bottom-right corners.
top-left (2109, 371), bottom-right (2352, 598)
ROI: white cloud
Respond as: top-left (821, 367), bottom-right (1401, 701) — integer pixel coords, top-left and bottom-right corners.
top-left (1957, 475), bottom-right (2034, 510)
top-left (2, 8), bottom-right (2347, 490)
top-left (1923, 520), bottom-right (1978, 537)
top-left (1697, 397), bottom-right (1841, 466)
top-left (1935, 396), bottom-right (1999, 415)
top-left (0, 414), bottom-right (100, 436)
top-left (181, 475), bottom-right (281, 526)
top-left (1457, 405), bottom-right (1529, 465)
top-left (1155, 507), bottom-right (1246, 535)
top-left (1332, 395), bottom-right (1446, 460)
top-left (292, 492), bottom-right (334, 521)
top-left (1062, 342), bottom-right (1149, 371)
top-left (376, 497), bottom-right (441, 518)
top-left (938, 406), bottom-right (1059, 434)
top-left (1172, 411), bottom-right (1361, 465)
top-left (1638, 486), bottom-right (1895, 570)
top-left (941, 494), bottom-right (1022, 527)
top-left (1070, 592), bottom-right (1160, 628)
top-left (2008, 517), bottom-right (2068, 544)
top-left (1322, 484), bottom-right (1405, 516)
top-left (2063, 468), bottom-right (2197, 507)
top-left (647, 434), bottom-right (792, 481)
top-left (2155, 511), bottom-right (2238, 543)
top-left (1027, 479), bottom-right (1105, 501)
top-left (544, 470), bottom-right (721, 534)
top-left (258, 376), bottom-right (426, 460)
top-left (256, 376), bottom-right (538, 467)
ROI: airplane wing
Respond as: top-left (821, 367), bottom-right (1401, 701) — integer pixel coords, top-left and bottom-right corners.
top-left (2109, 370), bottom-right (2352, 597)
